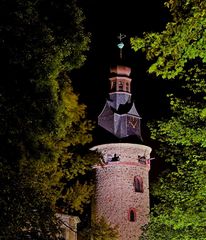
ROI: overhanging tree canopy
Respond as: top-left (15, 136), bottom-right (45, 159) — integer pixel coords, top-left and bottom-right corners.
top-left (131, 0), bottom-right (206, 239)
top-left (0, 0), bottom-right (99, 239)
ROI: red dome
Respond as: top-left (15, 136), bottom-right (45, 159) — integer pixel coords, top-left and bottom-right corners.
top-left (110, 65), bottom-right (131, 76)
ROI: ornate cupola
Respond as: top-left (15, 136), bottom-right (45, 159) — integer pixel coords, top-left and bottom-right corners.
top-left (98, 35), bottom-right (142, 140)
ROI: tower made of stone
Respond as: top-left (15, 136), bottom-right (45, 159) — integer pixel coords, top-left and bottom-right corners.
top-left (91, 43), bottom-right (153, 239)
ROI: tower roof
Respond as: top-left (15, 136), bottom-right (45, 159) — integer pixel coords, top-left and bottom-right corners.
top-left (98, 66), bottom-right (142, 140)
top-left (110, 65), bottom-right (131, 76)
top-left (97, 35), bottom-right (143, 142)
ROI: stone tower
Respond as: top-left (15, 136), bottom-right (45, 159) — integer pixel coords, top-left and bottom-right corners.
top-left (91, 39), bottom-right (153, 240)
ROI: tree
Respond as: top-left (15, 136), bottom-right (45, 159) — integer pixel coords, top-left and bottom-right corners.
top-left (131, 0), bottom-right (206, 239)
top-left (0, 0), bottom-right (99, 238)
top-left (79, 217), bottom-right (119, 240)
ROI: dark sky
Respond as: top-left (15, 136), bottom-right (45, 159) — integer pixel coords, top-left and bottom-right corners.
top-left (72, 0), bottom-right (170, 177)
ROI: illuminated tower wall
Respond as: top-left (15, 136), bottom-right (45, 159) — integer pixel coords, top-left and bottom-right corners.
top-left (91, 143), bottom-right (152, 240)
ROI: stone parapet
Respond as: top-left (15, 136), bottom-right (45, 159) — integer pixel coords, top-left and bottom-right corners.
top-left (91, 143), bottom-right (152, 169)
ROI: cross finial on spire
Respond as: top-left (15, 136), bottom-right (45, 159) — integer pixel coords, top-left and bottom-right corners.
top-left (117, 33), bottom-right (126, 59)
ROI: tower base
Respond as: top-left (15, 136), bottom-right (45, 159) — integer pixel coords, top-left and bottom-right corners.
top-left (90, 143), bottom-right (152, 240)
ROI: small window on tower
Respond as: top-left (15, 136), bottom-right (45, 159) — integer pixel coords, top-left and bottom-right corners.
top-left (128, 208), bottom-right (136, 222)
top-left (126, 82), bottom-right (129, 92)
top-left (134, 176), bottom-right (143, 193)
top-left (118, 81), bottom-right (123, 91)
top-left (111, 81), bottom-right (116, 91)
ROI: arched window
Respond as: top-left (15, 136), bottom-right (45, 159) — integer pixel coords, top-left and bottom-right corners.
top-left (118, 81), bottom-right (123, 91)
top-left (134, 176), bottom-right (143, 193)
top-left (128, 208), bottom-right (136, 222)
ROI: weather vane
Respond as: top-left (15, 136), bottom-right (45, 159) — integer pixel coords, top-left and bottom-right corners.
top-left (117, 33), bottom-right (126, 59)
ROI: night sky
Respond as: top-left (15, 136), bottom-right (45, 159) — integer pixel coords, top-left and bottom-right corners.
top-left (72, 0), bottom-right (170, 178)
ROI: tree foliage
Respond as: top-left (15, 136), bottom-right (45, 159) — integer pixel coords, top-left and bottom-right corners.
top-left (131, 0), bottom-right (206, 239)
top-left (79, 217), bottom-right (119, 240)
top-left (0, 0), bottom-right (99, 238)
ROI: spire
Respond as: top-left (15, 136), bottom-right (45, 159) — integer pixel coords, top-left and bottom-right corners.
top-left (117, 33), bottom-right (126, 60)
top-left (98, 39), bottom-right (142, 141)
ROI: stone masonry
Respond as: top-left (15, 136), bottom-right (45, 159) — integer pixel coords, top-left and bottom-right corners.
top-left (91, 143), bottom-right (152, 240)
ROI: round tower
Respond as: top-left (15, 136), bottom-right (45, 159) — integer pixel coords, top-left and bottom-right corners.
top-left (91, 36), bottom-right (153, 239)
top-left (91, 143), bottom-right (152, 240)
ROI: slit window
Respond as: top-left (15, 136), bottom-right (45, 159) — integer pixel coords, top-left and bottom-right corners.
top-left (128, 208), bottom-right (136, 222)
top-left (134, 176), bottom-right (143, 193)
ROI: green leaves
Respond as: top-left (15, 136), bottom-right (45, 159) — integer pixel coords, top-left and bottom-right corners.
top-left (131, 1), bottom-right (206, 80)
top-left (63, 181), bottom-right (94, 213)
top-left (80, 217), bottom-right (119, 240)
top-left (0, 0), bottom-right (96, 238)
top-left (131, 0), bottom-right (206, 239)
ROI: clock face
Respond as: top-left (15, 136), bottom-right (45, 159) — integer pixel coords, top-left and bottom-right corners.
top-left (128, 116), bottom-right (138, 128)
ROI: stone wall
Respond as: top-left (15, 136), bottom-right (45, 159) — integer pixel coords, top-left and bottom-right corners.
top-left (56, 214), bottom-right (80, 240)
top-left (91, 143), bottom-right (152, 240)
